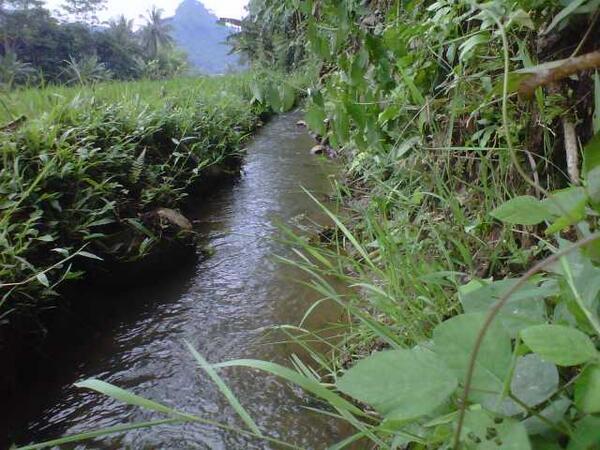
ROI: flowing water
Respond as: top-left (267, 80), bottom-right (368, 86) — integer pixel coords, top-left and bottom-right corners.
top-left (9, 112), bottom-right (348, 449)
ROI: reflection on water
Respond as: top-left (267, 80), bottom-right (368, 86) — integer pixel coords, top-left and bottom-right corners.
top-left (10, 112), bottom-right (349, 449)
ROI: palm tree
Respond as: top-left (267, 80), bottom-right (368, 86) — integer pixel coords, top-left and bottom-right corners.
top-left (140, 6), bottom-right (174, 60)
top-left (108, 15), bottom-right (135, 44)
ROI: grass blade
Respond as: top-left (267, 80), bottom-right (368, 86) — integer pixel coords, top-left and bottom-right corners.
top-left (15, 418), bottom-right (183, 450)
top-left (211, 358), bottom-right (364, 416)
top-left (184, 340), bottom-right (263, 437)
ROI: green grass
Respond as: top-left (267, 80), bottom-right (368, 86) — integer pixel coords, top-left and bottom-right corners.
top-left (9, 1), bottom-right (600, 449)
top-left (0, 73), bottom-right (279, 321)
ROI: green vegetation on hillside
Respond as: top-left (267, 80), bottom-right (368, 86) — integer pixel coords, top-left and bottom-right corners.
top-left (227, 1), bottom-right (600, 448)
top-left (168, 0), bottom-right (243, 74)
top-left (0, 1), bottom-right (187, 87)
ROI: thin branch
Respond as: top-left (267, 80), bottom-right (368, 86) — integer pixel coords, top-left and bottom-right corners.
top-left (453, 232), bottom-right (600, 448)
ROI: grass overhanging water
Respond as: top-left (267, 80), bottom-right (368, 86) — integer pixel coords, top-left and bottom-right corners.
top-left (5, 0), bottom-right (600, 449)
top-left (0, 70), bottom-right (308, 323)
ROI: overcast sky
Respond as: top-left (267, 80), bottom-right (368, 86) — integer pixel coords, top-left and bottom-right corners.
top-left (45, 0), bottom-right (248, 23)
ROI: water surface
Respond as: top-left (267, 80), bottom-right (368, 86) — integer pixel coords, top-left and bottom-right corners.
top-left (12, 112), bottom-right (347, 449)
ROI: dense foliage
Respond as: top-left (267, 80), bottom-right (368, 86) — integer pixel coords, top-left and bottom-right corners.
top-left (0, 73), bottom-right (287, 322)
top-left (7, 0), bottom-right (600, 449)
top-left (224, 0), bottom-right (600, 448)
top-left (0, 0), bottom-right (187, 87)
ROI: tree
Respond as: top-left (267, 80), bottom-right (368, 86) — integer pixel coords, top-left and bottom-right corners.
top-left (140, 7), bottom-right (174, 59)
top-left (61, 0), bottom-right (107, 24)
top-left (4, 0), bottom-right (44, 9)
top-left (95, 15), bottom-right (143, 79)
top-left (107, 15), bottom-right (135, 43)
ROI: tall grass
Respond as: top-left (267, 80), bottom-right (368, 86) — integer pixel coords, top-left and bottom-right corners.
top-left (10, 1), bottom-right (600, 449)
top-left (0, 72), bottom-right (302, 321)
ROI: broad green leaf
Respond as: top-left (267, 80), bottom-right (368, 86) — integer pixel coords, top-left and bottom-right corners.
top-left (88, 218), bottom-right (115, 227)
top-left (542, 186), bottom-right (587, 217)
top-left (433, 313), bottom-right (512, 404)
top-left (490, 196), bottom-right (552, 225)
top-left (126, 218), bottom-right (155, 238)
top-left (280, 85), bottom-right (296, 112)
top-left (336, 349), bottom-right (458, 421)
top-left (575, 363), bottom-right (600, 413)
top-left (550, 247), bottom-right (600, 314)
top-left (394, 136), bottom-right (420, 159)
top-left (305, 103), bottom-right (326, 136)
top-left (398, 65), bottom-right (425, 105)
top-left (377, 105), bottom-right (401, 126)
top-left (530, 436), bottom-right (564, 450)
top-left (307, 22), bottom-right (330, 59)
top-left (78, 250), bottom-right (103, 261)
top-left (36, 272), bottom-right (50, 287)
top-left (461, 410), bottom-right (531, 449)
top-left (523, 396), bottom-right (571, 436)
top-left (333, 105), bottom-right (350, 143)
top-left (583, 131), bottom-right (600, 177)
top-left (459, 278), bottom-right (551, 336)
top-left (265, 84), bottom-right (282, 112)
top-left (35, 234), bottom-right (56, 242)
top-left (249, 81), bottom-right (264, 104)
top-left (542, 187), bottom-right (588, 234)
top-left (459, 33), bottom-right (489, 61)
top-left (506, 9), bottom-right (535, 30)
top-left (545, 199), bottom-right (586, 234)
top-left (520, 324), bottom-right (597, 366)
top-left (582, 131), bottom-right (600, 206)
top-left (568, 415), bottom-right (600, 450)
top-left (502, 354), bottom-right (558, 416)
top-left (349, 49), bottom-right (368, 87)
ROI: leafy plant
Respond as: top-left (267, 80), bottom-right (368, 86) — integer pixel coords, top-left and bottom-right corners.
top-left (61, 55), bottom-right (113, 85)
top-left (10, 0), bottom-right (600, 448)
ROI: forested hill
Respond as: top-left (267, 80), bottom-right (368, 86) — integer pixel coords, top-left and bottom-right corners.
top-left (167, 0), bottom-right (242, 74)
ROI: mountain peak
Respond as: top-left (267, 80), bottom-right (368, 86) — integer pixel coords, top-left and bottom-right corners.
top-left (169, 0), bottom-right (242, 74)
top-left (176, 0), bottom-right (210, 13)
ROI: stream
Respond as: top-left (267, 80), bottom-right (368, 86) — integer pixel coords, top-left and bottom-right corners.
top-left (9, 112), bottom-right (349, 449)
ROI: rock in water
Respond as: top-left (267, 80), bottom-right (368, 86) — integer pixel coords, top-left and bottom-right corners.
top-left (155, 208), bottom-right (193, 231)
top-left (310, 145), bottom-right (326, 155)
top-left (296, 120), bottom-right (307, 128)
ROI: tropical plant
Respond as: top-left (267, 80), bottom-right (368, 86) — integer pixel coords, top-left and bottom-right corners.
top-left (140, 6), bottom-right (174, 60)
top-left (61, 0), bottom-right (107, 23)
top-left (7, 0), bottom-right (600, 449)
top-left (0, 73), bottom-right (284, 324)
top-left (61, 55), bottom-right (112, 85)
top-left (0, 50), bottom-right (33, 88)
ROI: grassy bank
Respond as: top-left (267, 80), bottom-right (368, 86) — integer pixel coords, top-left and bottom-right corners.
top-left (11, 1), bottom-right (600, 449)
top-left (0, 72), bottom-right (304, 323)
top-left (217, 1), bottom-right (600, 448)
top-left (242, 1), bottom-right (600, 448)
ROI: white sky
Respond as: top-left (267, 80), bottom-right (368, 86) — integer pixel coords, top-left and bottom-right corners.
top-left (44, 0), bottom-right (248, 23)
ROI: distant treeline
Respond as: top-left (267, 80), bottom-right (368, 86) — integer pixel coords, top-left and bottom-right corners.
top-left (0, 0), bottom-right (188, 87)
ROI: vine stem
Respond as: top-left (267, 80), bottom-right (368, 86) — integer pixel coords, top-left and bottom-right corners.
top-left (452, 231), bottom-right (600, 449)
